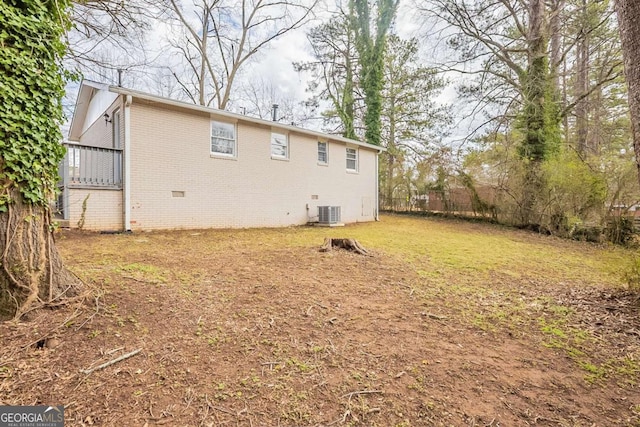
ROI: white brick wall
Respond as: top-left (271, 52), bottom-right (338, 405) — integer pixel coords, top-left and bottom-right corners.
top-left (127, 102), bottom-right (378, 230)
top-left (66, 188), bottom-right (123, 230)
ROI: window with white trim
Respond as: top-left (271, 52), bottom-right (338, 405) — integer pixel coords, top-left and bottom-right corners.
top-left (271, 132), bottom-right (288, 159)
top-left (346, 147), bottom-right (358, 171)
top-left (317, 141), bottom-right (328, 164)
top-left (211, 121), bottom-right (236, 156)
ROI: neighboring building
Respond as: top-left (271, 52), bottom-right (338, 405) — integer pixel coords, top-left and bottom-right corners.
top-left (58, 81), bottom-right (383, 231)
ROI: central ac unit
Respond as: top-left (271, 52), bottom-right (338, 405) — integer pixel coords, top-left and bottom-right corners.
top-left (318, 206), bottom-right (341, 224)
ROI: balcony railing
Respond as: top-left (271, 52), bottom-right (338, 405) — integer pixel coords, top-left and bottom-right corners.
top-left (59, 143), bottom-right (122, 188)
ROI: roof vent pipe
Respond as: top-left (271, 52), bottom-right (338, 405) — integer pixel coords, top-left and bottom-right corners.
top-left (117, 69), bottom-right (123, 87)
top-left (272, 104), bottom-right (279, 122)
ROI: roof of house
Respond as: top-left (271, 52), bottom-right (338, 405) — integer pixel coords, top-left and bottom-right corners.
top-left (69, 80), bottom-right (384, 152)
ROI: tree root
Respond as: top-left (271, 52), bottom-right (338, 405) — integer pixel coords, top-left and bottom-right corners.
top-left (1, 187), bottom-right (83, 320)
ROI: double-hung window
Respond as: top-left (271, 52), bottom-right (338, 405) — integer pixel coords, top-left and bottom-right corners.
top-left (271, 132), bottom-right (288, 159)
top-left (346, 147), bottom-right (358, 171)
top-left (211, 121), bottom-right (236, 157)
top-left (317, 141), bottom-right (328, 164)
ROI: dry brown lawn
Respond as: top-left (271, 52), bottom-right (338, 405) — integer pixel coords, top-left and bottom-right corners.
top-left (1, 214), bottom-right (639, 426)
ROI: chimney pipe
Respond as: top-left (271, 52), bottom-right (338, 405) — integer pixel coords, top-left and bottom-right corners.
top-left (117, 69), bottom-right (123, 87)
top-left (272, 104), bottom-right (279, 122)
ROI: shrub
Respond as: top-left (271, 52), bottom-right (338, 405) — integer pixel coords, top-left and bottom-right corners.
top-left (605, 216), bottom-right (636, 246)
top-left (623, 255), bottom-right (640, 290)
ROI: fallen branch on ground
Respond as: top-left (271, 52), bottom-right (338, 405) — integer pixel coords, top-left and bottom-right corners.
top-left (422, 312), bottom-right (448, 320)
top-left (341, 389), bottom-right (384, 399)
top-left (81, 348), bottom-right (142, 375)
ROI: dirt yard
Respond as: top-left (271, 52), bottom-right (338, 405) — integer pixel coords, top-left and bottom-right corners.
top-left (1, 214), bottom-right (639, 426)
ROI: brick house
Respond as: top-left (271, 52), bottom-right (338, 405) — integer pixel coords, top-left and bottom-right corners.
top-left (58, 80), bottom-right (383, 231)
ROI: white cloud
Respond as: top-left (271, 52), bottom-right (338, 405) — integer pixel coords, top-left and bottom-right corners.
top-left (244, 29), bottom-right (315, 101)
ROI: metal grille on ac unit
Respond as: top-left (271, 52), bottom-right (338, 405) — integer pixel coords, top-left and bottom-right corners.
top-left (318, 206), bottom-right (341, 224)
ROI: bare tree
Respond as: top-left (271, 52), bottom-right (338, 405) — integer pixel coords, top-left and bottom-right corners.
top-left (420, 0), bottom-right (621, 142)
top-left (419, 0), bottom-right (624, 225)
top-left (165, 0), bottom-right (317, 109)
top-left (68, 0), bottom-right (155, 79)
top-left (234, 77), bottom-right (305, 124)
top-left (420, 0), bottom-right (559, 223)
top-left (380, 35), bottom-right (450, 207)
top-left (294, 6), bottom-right (363, 138)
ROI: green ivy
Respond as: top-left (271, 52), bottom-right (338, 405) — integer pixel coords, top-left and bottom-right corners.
top-left (517, 52), bottom-right (561, 163)
top-left (0, 0), bottom-right (72, 209)
top-left (352, 0), bottom-right (398, 146)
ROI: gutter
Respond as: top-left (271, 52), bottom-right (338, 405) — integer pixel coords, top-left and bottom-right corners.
top-left (123, 94), bottom-right (132, 231)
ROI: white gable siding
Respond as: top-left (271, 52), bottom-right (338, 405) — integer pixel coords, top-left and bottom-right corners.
top-left (127, 102), bottom-right (377, 230)
top-left (76, 97), bottom-right (123, 149)
top-left (81, 90), bottom-right (119, 136)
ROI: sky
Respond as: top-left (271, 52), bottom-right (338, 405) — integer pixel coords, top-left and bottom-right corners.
top-left (65, 0), bottom-right (470, 144)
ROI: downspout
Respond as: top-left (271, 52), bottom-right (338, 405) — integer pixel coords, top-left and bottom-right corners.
top-left (124, 94), bottom-right (132, 231)
top-left (375, 149), bottom-right (381, 221)
top-left (62, 148), bottom-right (70, 221)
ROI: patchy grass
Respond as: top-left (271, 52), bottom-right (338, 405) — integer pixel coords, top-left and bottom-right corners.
top-left (1, 214), bottom-right (639, 426)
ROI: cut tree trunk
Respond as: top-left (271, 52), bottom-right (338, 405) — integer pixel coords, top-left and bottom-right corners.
top-left (0, 188), bottom-right (83, 320)
top-left (320, 238), bottom-right (371, 256)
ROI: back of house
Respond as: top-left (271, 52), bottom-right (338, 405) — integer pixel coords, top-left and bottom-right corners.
top-left (58, 81), bottom-right (382, 231)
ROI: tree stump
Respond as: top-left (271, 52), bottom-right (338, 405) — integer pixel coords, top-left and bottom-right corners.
top-left (320, 238), bottom-right (371, 256)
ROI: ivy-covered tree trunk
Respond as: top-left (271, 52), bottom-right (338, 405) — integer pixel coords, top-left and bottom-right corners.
top-left (517, 0), bottom-right (560, 225)
top-left (343, 52), bottom-right (357, 140)
top-left (0, 189), bottom-right (81, 319)
top-left (352, 0), bottom-right (398, 146)
top-left (0, 1), bottom-right (82, 320)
